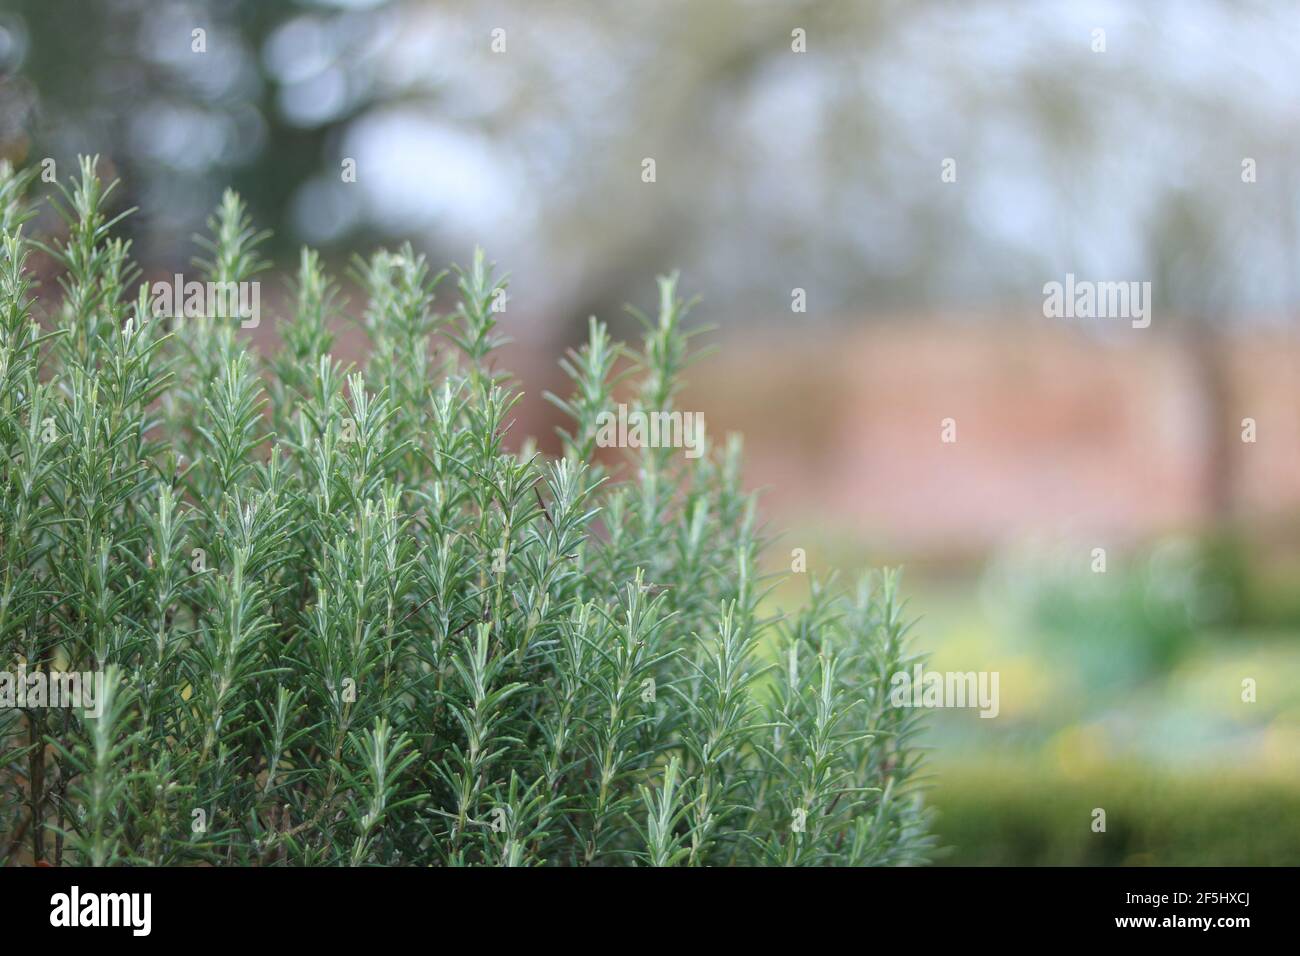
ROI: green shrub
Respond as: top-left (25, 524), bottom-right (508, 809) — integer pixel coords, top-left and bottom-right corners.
top-left (933, 764), bottom-right (1300, 866)
top-left (983, 537), bottom-right (1226, 692)
top-left (0, 158), bottom-right (931, 866)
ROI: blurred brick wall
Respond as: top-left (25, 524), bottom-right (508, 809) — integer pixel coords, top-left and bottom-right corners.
top-left (680, 321), bottom-right (1300, 556)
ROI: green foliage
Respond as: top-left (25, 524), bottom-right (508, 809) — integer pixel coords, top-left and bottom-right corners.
top-left (984, 538), bottom-right (1229, 690)
top-left (0, 158), bottom-right (931, 866)
top-left (934, 765), bottom-right (1300, 866)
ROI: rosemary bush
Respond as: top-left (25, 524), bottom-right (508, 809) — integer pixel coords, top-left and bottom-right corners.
top-left (0, 159), bottom-right (931, 866)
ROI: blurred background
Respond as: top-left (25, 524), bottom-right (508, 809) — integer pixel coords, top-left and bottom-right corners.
top-left (3, 0), bottom-right (1298, 863)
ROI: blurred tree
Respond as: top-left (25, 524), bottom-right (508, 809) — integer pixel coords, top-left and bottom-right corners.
top-left (0, 0), bottom-right (368, 266)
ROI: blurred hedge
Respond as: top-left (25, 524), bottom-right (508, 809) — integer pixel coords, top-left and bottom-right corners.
top-left (932, 765), bottom-right (1300, 866)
